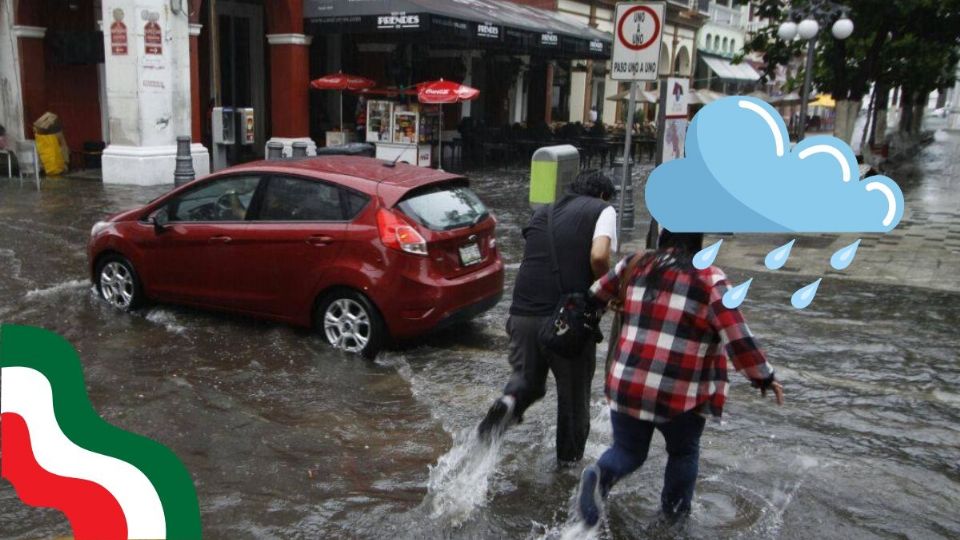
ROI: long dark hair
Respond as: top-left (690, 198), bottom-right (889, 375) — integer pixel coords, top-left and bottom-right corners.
top-left (636, 230), bottom-right (704, 301)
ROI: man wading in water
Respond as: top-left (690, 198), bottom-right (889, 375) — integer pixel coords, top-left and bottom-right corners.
top-left (477, 171), bottom-right (617, 466)
top-left (576, 231), bottom-right (785, 526)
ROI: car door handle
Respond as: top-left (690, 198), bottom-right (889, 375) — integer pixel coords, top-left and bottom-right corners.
top-left (307, 235), bottom-right (335, 246)
top-left (209, 235), bottom-right (232, 243)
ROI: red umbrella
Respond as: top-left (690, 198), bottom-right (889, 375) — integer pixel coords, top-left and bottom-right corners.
top-left (309, 72), bottom-right (376, 132)
top-left (416, 79), bottom-right (480, 104)
top-left (416, 79), bottom-right (480, 170)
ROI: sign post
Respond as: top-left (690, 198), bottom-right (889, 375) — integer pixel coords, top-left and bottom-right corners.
top-left (611, 2), bottom-right (665, 254)
top-left (647, 76), bottom-right (690, 248)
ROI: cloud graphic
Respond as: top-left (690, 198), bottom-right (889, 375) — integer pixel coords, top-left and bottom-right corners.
top-left (645, 97), bottom-right (904, 233)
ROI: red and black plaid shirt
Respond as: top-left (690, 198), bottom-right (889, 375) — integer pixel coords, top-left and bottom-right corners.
top-left (591, 253), bottom-right (774, 423)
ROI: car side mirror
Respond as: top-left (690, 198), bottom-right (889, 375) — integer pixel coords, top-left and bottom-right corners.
top-left (152, 209), bottom-right (170, 234)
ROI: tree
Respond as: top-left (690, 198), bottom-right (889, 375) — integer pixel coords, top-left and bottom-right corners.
top-left (740, 0), bottom-right (960, 142)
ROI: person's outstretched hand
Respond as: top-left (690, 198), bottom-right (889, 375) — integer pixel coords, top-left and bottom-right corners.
top-left (762, 381), bottom-right (785, 405)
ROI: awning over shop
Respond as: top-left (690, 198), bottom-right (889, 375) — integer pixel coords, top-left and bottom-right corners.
top-left (303, 0), bottom-right (612, 60)
top-left (701, 56), bottom-right (761, 82)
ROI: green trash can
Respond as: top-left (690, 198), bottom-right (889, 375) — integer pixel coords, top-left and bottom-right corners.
top-left (529, 145), bottom-right (580, 208)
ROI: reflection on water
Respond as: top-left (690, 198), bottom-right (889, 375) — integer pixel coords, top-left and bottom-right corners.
top-left (1, 168), bottom-right (959, 539)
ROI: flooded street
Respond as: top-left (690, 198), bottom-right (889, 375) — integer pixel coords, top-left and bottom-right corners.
top-left (1, 134), bottom-right (959, 539)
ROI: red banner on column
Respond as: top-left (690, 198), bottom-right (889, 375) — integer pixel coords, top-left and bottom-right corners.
top-left (110, 21), bottom-right (128, 55)
top-left (144, 21), bottom-right (162, 55)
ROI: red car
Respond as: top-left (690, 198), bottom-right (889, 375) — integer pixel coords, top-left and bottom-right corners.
top-left (88, 156), bottom-right (504, 358)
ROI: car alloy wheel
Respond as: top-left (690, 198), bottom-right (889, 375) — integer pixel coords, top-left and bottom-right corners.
top-left (100, 261), bottom-right (136, 309)
top-left (323, 298), bottom-right (372, 354)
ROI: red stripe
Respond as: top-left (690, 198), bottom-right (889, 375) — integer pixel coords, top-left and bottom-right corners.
top-left (1, 412), bottom-right (128, 540)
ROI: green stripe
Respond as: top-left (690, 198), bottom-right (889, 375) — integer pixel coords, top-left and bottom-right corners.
top-left (0, 325), bottom-right (201, 539)
top-left (530, 161), bottom-right (559, 204)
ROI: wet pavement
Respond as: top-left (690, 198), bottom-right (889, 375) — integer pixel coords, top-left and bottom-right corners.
top-left (1, 130), bottom-right (959, 539)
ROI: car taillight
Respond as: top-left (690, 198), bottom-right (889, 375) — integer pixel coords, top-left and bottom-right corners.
top-left (377, 208), bottom-right (428, 256)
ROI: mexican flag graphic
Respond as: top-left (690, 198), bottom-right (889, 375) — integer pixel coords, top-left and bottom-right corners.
top-left (0, 325), bottom-right (201, 539)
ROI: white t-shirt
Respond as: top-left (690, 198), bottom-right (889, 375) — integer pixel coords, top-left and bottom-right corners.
top-left (593, 206), bottom-right (618, 252)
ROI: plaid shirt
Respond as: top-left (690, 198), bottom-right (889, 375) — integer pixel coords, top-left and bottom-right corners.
top-left (590, 253), bottom-right (774, 423)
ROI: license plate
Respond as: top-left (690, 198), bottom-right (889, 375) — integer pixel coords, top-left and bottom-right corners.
top-left (459, 243), bottom-right (482, 266)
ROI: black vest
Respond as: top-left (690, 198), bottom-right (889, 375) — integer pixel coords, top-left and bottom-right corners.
top-left (510, 194), bottom-right (610, 316)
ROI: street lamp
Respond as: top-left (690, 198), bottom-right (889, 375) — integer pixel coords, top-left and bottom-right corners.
top-left (777, 0), bottom-right (853, 140)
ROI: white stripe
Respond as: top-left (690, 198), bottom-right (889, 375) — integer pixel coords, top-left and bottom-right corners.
top-left (865, 181), bottom-right (897, 226)
top-left (738, 100), bottom-right (784, 157)
top-left (1, 367), bottom-right (166, 539)
top-left (798, 144), bottom-right (852, 182)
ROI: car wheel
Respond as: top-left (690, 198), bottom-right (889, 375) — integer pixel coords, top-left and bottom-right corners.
top-left (315, 290), bottom-right (384, 359)
top-left (96, 255), bottom-right (144, 311)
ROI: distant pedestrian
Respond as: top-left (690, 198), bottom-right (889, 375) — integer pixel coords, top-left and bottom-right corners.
top-left (576, 230), bottom-right (784, 526)
top-left (477, 170), bottom-right (617, 466)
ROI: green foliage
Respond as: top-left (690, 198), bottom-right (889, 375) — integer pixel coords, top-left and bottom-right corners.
top-left (739, 0), bottom-right (960, 100)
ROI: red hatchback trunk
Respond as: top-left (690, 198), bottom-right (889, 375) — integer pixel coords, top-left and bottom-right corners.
top-left (88, 156), bottom-right (504, 358)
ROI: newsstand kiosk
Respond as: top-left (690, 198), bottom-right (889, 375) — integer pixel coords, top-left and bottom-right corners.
top-left (366, 100), bottom-right (440, 167)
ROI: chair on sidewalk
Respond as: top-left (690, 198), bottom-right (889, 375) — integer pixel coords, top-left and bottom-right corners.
top-left (16, 139), bottom-right (40, 189)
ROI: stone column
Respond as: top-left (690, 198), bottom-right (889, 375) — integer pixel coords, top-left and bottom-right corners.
top-left (266, 33), bottom-right (315, 157)
top-left (101, 1), bottom-right (209, 185)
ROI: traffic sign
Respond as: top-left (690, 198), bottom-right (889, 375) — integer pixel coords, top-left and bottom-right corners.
top-left (611, 2), bottom-right (666, 81)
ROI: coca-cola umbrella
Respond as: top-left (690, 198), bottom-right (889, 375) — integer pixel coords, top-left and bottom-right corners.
top-left (417, 79), bottom-right (480, 170)
top-left (309, 72), bottom-right (376, 133)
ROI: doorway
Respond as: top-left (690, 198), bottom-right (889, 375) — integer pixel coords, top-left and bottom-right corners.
top-left (214, 0), bottom-right (266, 161)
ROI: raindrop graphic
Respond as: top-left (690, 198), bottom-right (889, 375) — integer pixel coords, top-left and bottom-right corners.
top-left (722, 278), bottom-right (753, 309)
top-left (764, 239), bottom-right (796, 270)
top-left (791, 278), bottom-right (822, 309)
top-left (830, 239), bottom-right (862, 270)
top-left (693, 239), bottom-right (724, 270)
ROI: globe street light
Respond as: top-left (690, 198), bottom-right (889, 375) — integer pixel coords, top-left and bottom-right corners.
top-left (777, 1), bottom-right (853, 140)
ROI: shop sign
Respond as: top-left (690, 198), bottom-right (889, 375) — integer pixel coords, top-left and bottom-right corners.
top-left (540, 32), bottom-right (558, 46)
top-left (477, 22), bottom-right (500, 39)
top-left (377, 13), bottom-right (420, 30)
top-left (144, 14), bottom-right (162, 55)
top-left (589, 39), bottom-right (604, 53)
top-left (110, 9), bottom-right (128, 56)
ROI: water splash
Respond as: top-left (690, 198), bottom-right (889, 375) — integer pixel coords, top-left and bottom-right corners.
top-left (830, 239), bottom-right (862, 270)
top-left (791, 279), bottom-right (822, 309)
top-left (425, 428), bottom-right (503, 526)
top-left (722, 278), bottom-right (753, 308)
top-left (693, 239), bottom-right (724, 269)
top-left (764, 239), bottom-right (796, 270)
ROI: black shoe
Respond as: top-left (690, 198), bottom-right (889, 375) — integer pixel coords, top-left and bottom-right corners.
top-left (477, 396), bottom-right (515, 442)
top-left (577, 464), bottom-right (602, 527)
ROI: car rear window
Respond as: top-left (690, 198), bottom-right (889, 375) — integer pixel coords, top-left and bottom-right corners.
top-left (398, 184), bottom-right (488, 231)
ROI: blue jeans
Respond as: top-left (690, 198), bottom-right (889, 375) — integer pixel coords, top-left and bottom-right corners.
top-left (596, 409), bottom-right (706, 516)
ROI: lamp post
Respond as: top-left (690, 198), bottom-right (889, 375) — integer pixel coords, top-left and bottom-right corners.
top-left (777, 1), bottom-right (854, 140)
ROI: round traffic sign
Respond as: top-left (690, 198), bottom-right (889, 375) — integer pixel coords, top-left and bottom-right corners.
top-left (617, 5), bottom-right (661, 52)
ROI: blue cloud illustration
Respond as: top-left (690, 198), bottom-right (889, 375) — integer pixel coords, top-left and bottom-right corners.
top-left (645, 96), bottom-right (904, 233)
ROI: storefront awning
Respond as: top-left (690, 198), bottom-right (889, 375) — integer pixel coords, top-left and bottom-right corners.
top-left (304, 0), bottom-right (612, 60)
top-left (701, 56), bottom-right (760, 82)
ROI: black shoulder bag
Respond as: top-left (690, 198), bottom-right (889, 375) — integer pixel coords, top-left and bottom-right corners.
top-left (538, 204), bottom-right (602, 359)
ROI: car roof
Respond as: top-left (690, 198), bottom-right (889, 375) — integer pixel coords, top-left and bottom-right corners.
top-left (222, 156), bottom-right (466, 207)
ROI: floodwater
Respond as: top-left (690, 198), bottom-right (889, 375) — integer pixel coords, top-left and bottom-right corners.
top-left (1, 152), bottom-right (959, 539)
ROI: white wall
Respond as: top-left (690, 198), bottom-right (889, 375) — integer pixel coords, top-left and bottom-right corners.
top-left (0, 0), bottom-right (25, 147)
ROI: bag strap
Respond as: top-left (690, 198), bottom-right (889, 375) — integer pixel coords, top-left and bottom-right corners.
top-left (545, 203), bottom-right (566, 293)
top-left (617, 252), bottom-right (646, 308)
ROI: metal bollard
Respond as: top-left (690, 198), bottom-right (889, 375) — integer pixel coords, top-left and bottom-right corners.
top-left (174, 136), bottom-right (195, 186)
top-left (266, 141), bottom-right (284, 160)
top-left (291, 142), bottom-right (308, 158)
